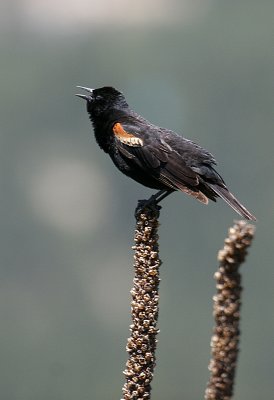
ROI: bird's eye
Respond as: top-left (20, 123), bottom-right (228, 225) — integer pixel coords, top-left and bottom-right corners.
top-left (95, 95), bottom-right (103, 101)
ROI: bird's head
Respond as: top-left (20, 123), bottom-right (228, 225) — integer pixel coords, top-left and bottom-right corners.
top-left (76, 86), bottom-right (128, 120)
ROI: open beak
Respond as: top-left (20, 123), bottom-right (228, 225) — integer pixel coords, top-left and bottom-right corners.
top-left (75, 86), bottom-right (94, 100)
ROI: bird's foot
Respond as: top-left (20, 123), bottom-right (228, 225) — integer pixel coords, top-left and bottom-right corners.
top-left (134, 198), bottom-right (161, 219)
top-left (134, 190), bottom-right (172, 219)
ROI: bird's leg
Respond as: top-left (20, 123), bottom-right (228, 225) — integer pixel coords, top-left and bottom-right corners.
top-left (152, 189), bottom-right (174, 204)
top-left (135, 190), bottom-right (173, 219)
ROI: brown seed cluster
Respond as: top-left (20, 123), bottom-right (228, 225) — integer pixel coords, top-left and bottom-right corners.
top-left (205, 220), bottom-right (255, 400)
top-left (122, 204), bottom-right (161, 400)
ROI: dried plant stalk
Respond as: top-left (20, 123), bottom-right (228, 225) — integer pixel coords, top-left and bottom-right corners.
top-left (205, 220), bottom-right (255, 400)
top-left (122, 203), bottom-right (161, 400)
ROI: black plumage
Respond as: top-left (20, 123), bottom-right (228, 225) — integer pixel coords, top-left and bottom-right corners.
top-left (76, 86), bottom-right (256, 221)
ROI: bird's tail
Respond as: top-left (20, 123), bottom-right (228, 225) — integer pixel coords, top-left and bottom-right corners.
top-left (209, 184), bottom-right (256, 221)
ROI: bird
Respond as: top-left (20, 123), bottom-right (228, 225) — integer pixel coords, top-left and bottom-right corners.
top-left (76, 86), bottom-right (256, 221)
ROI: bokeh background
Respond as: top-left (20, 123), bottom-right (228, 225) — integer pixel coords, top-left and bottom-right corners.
top-left (1, 1), bottom-right (273, 399)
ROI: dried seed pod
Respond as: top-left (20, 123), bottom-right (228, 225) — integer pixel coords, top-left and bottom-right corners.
top-left (122, 204), bottom-right (161, 399)
top-left (205, 221), bottom-right (255, 400)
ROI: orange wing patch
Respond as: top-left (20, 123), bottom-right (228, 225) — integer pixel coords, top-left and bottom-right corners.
top-left (113, 123), bottom-right (143, 147)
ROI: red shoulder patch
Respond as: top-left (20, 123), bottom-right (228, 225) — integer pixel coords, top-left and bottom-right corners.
top-left (113, 123), bottom-right (143, 146)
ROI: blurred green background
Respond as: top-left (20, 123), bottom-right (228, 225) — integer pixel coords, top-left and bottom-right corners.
top-left (1, 1), bottom-right (273, 399)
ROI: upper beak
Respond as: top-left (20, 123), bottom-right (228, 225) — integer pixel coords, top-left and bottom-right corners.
top-left (75, 86), bottom-right (94, 100)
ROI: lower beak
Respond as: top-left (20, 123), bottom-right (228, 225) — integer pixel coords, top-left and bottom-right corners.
top-left (75, 94), bottom-right (89, 100)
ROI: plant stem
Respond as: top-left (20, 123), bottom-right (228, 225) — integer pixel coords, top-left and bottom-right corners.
top-left (122, 203), bottom-right (161, 400)
top-left (205, 220), bottom-right (255, 400)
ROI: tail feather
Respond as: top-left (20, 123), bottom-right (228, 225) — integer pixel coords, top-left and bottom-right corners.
top-left (209, 184), bottom-right (256, 221)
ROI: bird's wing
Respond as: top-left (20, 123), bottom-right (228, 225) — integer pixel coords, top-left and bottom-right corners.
top-left (160, 129), bottom-right (217, 166)
top-left (112, 122), bottom-right (161, 169)
top-left (112, 122), bottom-right (208, 203)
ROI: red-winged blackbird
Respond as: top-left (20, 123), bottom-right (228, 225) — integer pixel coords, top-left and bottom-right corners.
top-left (76, 86), bottom-right (256, 221)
